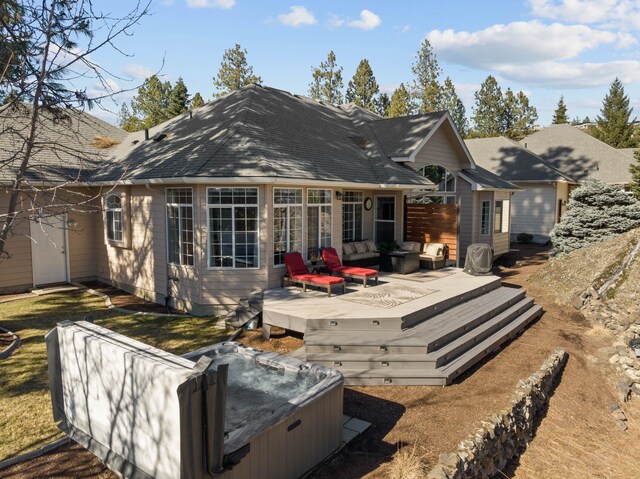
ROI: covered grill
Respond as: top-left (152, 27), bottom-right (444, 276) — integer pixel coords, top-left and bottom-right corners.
top-left (463, 243), bottom-right (494, 276)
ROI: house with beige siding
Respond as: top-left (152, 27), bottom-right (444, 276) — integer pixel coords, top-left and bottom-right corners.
top-left (466, 136), bottom-right (578, 243)
top-left (1, 85), bottom-right (517, 314)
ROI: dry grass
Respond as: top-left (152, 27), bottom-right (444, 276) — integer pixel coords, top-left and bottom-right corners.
top-left (91, 135), bottom-right (121, 149)
top-left (0, 291), bottom-right (226, 462)
top-left (387, 443), bottom-right (426, 479)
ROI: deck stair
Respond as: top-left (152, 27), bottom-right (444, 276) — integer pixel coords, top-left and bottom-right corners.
top-left (303, 285), bottom-right (542, 386)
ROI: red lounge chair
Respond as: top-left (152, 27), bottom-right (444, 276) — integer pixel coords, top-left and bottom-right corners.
top-left (321, 247), bottom-right (379, 287)
top-left (283, 252), bottom-right (345, 297)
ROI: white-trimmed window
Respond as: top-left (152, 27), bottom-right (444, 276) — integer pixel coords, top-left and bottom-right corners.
top-left (494, 200), bottom-right (510, 233)
top-left (105, 194), bottom-right (123, 242)
top-left (166, 188), bottom-right (194, 266)
top-left (416, 165), bottom-right (456, 204)
top-left (273, 188), bottom-right (303, 266)
top-left (481, 200), bottom-right (491, 236)
top-left (342, 191), bottom-right (363, 242)
top-left (208, 187), bottom-right (259, 268)
top-left (307, 189), bottom-right (332, 260)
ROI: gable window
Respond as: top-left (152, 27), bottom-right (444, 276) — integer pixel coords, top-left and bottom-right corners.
top-left (273, 188), bottom-right (303, 266)
top-left (208, 188), bottom-right (259, 269)
top-left (415, 165), bottom-right (456, 204)
top-left (166, 188), bottom-right (194, 266)
top-left (105, 194), bottom-right (123, 242)
top-left (494, 199), bottom-right (510, 233)
top-left (342, 191), bottom-right (363, 243)
top-left (481, 200), bottom-right (491, 235)
top-left (307, 189), bottom-right (332, 260)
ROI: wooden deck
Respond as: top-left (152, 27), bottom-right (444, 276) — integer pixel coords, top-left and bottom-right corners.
top-left (263, 268), bottom-right (542, 386)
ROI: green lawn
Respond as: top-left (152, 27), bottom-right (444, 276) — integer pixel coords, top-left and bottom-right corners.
top-left (0, 291), bottom-right (226, 462)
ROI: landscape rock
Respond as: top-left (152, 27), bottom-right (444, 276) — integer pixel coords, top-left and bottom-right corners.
top-left (615, 420), bottom-right (628, 431)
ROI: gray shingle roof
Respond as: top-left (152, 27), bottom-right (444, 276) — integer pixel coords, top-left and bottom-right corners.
top-left (520, 124), bottom-right (633, 185)
top-left (0, 104), bottom-right (126, 184)
top-left (94, 85), bottom-right (433, 187)
top-left (368, 112), bottom-right (444, 158)
top-left (465, 136), bottom-right (576, 183)
top-left (459, 166), bottom-right (521, 191)
top-left (618, 148), bottom-right (637, 161)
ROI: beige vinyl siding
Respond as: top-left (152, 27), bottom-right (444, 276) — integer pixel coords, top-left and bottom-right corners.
top-left (67, 205), bottom-right (97, 280)
top-left (412, 124), bottom-right (472, 173)
top-left (510, 182), bottom-right (558, 237)
top-left (96, 185), bottom-right (169, 306)
top-left (0, 191), bottom-right (33, 290)
top-left (457, 178), bottom-right (474, 263)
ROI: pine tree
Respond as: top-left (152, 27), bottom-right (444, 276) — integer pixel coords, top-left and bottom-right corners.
top-left (190, 92), bottom-right (205, 109)
top-left (345, 59), bottom-right (379, 111)
top-left (411, 39), bottom-right (442, 113)
top-left (593, 78), bottom-right (636, 148)
top-left (167, 77), bottom-right (189, 118)
top-left (387, 83), bottom-right (414, 118)
top-left (117, 103), bottom-right (142, 132)
top-left (375, 92), bottom-right (390, 117)
top-left (631, 149), bottom-right (640, 200)
top-left (213, 44), bottom-right (262, 97)
top-left (505, 90), bottom-right (538, 140)
top-left (550, 180), bottom-right (640, 255)
top-left (552, 95), bottom-right (569, 124)
top-left (129, 75), bottom-right (173, 130)
top-left (308, 51), bottom-right (344, 104)
top-left (471, 75), bottom-right (504, 137)
top-left (440, 77), bottom-right (468, 136)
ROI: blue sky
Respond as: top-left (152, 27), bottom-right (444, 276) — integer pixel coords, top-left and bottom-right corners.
top-left (86, 0), bottom-right (640, 126)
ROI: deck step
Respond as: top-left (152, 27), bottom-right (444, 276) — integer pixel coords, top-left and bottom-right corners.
top-left (338, 368), bottom-right (447, 386)
top-left (440, 304), bottom-right (543, 384)
top-left (305, 297), bottom-right (534, 370)
top-left (426, 297), bottom-right (534, 367)
top-left (304, 287), bottom-right (524, 354)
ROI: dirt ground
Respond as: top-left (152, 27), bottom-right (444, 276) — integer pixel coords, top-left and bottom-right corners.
top-left (2, 245), bottom-right (638, 478)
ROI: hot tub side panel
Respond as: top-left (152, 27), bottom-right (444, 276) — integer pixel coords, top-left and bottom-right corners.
top-left (220, 381), bottom-right (344, 479)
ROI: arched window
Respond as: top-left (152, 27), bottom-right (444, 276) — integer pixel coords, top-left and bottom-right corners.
top-left (413, 165), bottom-right (456, 204)
top-left (105, 194), bottom-right (123, 242)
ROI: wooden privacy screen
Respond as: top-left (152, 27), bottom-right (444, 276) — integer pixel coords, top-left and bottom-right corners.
top-left (405, 203), bottom-right (458, 261)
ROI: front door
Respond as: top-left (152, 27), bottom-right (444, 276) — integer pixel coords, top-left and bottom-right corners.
top-left (374, 196), bottom-right (396, 244)
top-left (30, 215), bottom-right (68, 285)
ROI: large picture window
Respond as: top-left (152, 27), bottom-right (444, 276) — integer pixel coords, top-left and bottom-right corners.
top-left (342, 191), bottom-right (363, 243)
top-left (307, 189), bottom-right (332, 260)
top-left (273, 188), bottom-right (303, 266)
top-left (166, 188), bottom-right (194, 266)
top-left (208, 187), bottom-right (259, 268)
top-left (105, 194), bottom-right (123, 242)
top-left (481, 200), bottom-right (491, 236)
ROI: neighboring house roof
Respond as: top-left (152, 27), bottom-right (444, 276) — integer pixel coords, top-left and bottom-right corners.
top-left (94, 85), bottom-right (434, 188)
top-left (465, 136), bottom-right (576, 183)
top-left (618, 148), bottom-right (637, 161)
top-left (0, 104), bottom-right (126, 184)
top-left (458, 166), bottom-right (521, 191)
top-left (520, 124), bottom-right (633, 185)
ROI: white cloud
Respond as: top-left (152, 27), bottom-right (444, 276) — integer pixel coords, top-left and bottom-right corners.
top-left (529, 0), bottom-right (640, 30)
top-left (401, 25), bottom-right (411, 33)
top-left (348, 10), bottom-right (381, 31)
top-left (427, 21), bottom-right (632, 69)
top-left (498, 60), bottom-right (640, 88)
top-left (277, 6), bottom-right (316, 27)
top-left (123, 64), bottom-right (155, 80)
top-left (186, 0), bottom-right (235, 9)
top-left (379, 83), bottom-right (399, 95)
top-left (330, 10), bottom-right (381, 31)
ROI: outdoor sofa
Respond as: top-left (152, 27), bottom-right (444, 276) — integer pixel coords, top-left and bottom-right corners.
top-left (341, 240), bottom-right (379, 267)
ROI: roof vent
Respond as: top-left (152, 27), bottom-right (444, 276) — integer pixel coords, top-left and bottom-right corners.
top-left (131, 139), bottom-right (139, 145)
top-left (152, 133), bottom-right (167, 142)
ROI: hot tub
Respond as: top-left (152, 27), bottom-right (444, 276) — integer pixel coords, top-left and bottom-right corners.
top-left (184, 342), bottom-right (344, 479)
top-left (46, 321), bottom-right (343, 479)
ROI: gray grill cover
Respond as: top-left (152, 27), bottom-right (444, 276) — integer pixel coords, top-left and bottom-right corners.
top-left (463, 243), bottom-right (493, 276)
top-left (46, 321), bottom-right (227, 479)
